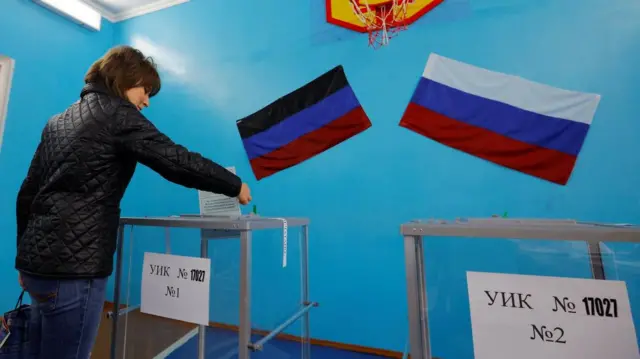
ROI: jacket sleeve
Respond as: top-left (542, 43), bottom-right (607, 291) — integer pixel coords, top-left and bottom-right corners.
top-left (112, 107), bottom-right (242, 197)
top-left (17, 141), bottom-right (43, 245)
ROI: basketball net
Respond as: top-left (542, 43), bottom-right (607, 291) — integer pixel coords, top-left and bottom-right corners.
top-left (349, 0), bottom-right (410, 49)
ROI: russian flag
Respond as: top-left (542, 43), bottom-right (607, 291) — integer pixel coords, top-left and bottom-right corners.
top-left (400, 53), bottom-right (601, 185)
top-left (237, 65), bottom-right (371, 180)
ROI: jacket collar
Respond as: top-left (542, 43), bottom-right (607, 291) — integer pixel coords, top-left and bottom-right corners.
top-left (80, 81), bottom-right (138, 110)
top-left (81, 81), bottom-right (114, 98)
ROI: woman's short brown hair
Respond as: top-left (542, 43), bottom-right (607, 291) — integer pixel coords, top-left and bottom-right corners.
top-left (85, 45), bottom-right (161, 100)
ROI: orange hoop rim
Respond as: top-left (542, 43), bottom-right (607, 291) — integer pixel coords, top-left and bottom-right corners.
top-left (325, 0), bottom-right (445, 33)
top-left (350, 0), bottom-right (410, 48)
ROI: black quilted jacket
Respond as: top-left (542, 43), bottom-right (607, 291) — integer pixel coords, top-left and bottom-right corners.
top-left (15, 82), bottom-right (242, 279)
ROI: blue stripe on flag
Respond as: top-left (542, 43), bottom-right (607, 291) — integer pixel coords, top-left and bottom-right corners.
top-left (411, 78), bottom-right (590, 156)
top-left (242, 85), bottom-right (361, 160)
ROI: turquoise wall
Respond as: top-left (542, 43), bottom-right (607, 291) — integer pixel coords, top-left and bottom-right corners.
top-left (0, 0), bottom-right (114, 308)
top-left (2, 0), bottom-right (640, 358)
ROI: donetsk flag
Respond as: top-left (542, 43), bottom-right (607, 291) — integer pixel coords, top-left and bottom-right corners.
top-left (400, 53), bottom-right (601, 185)
top-left (237, 66), bottom-right (371, 180)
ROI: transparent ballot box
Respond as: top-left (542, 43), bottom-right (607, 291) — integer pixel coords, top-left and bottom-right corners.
top-left (401, 218), bottom-right (640, 359)
top-left (105, 215), bottom-right (316, 359)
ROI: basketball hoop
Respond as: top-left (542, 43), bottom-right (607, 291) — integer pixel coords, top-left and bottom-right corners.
top-left (349, 0), bottom-right (410, 49)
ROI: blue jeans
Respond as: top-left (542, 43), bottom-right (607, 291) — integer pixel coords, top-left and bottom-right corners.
top-left (21, 273), bottom-right (107, 359)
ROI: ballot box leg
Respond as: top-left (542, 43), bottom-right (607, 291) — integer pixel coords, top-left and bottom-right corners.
top-left (110, 224), bottom-right (125, 359)
top-left (588, 241), bottom-right (606, 280)
top-left (165, 227), bottom-right (171, 254)
top-left (239, 230), bottom-right (253, 359)
top-left (404, 235), bottom-right (431, 359)
top-left (301, 225), bottom-right (311, 359)
top-left (198, 230), bottom-right (209, 359)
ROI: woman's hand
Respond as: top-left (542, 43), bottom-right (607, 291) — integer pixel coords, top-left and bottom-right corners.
top-left (237, 183), bottom-right (252, 205)
top-left (19, 272), bottom-right (24, 289)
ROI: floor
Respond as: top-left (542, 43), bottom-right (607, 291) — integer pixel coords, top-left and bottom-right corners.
top-left (93, 309), bottom-right (196, 359)
top-left (167, 326), bottom-right (387, 359)
top-left (92, 308), bottom-right (388, 359)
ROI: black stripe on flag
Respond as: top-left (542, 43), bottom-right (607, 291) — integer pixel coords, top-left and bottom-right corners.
top-left (236, 65), bottom-right (349, 139)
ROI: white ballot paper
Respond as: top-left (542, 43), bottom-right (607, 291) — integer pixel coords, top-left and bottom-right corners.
top-left (198, 166), bottom-right (241, 216)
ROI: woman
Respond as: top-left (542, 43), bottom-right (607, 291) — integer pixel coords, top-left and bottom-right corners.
top-left (15, 45), bottom-right (252, 358)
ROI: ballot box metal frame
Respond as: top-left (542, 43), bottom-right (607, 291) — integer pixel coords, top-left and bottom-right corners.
top-left (400, 218), bottom-right (640, 359)
top-left (107, 215), bottom-right (316, 359)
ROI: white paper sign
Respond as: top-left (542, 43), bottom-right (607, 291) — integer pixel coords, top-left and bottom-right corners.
top-left (467, 271), bottom-right (639, 359)
top-left (141, 252), bottom-right (211, 325)
top-left (198, 166), bottom-right (241, 216)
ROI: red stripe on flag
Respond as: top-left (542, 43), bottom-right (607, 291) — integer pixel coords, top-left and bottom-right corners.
top-left (400, 103), bottom-right (577, 185)
top-left (250, 107), bottom-right (371, 180)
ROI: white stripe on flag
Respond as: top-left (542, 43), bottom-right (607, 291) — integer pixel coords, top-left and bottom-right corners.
top-left (422, 53), bottom-right (601, 125)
